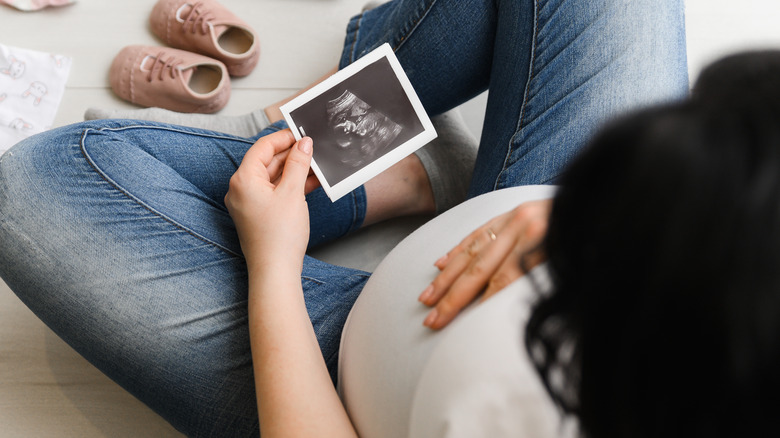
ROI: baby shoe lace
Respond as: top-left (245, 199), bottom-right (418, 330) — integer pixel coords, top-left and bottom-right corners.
top-left (177, 2), bottom-right (216, 35)
top-left (145, 52), bottom-right (183, 82)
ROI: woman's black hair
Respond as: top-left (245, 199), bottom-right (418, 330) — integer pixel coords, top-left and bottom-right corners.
top-left (526, 50), bottom-right (780, 437)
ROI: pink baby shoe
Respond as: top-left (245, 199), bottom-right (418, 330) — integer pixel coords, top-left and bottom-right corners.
top-left (149, 0), bottom-right (260, 77)
top-left (109, 45), bottom-right (231, 114)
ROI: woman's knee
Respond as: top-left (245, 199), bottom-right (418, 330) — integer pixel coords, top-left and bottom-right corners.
top-left (0, 120), bottom-right (138, 199)
top-left (0, 124), bottom-right (89, 224)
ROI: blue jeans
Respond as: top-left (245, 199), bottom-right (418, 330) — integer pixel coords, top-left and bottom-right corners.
top-left (0, 0), bottom-right (687, 436)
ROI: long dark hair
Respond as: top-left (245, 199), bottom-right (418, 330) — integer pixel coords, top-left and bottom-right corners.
top-left (526, 51), bottom-right (780, 437)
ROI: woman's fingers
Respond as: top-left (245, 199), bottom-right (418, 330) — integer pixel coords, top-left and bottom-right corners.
top-left (265, 136), bottom-right (319, 193)
top-left (421, 228), bottom-right (520, 329)
top-left (420, 210), bottom-right (515, 305)
top-left (225, 132), bottom-right (311, 217)
top-left (421, 199), bottom-right (552, 330)
top-left (266, 148), bottom-right (291, 181)
top-left (236, 129), bottom-right (297, 185)
top-left (419, 221), bottom-right (511, 306)
top-left (278, 137), bottom-right (313, 194)
top-left (481, 217), bottom-right (547, 300)
top-left (433, 213), bottom-right (511, 271)
top-left (422, 219), bottom-right (527, 329)
top-left (266, 133), bottom-right (320, 195)
top-left (256, 129), bottom-right (298, 163)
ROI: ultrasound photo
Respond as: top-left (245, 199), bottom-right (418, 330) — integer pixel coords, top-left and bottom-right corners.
top-left (281, 44), bottom-right (436, 202)
top-left (325, 90), bottom-right (402, 170)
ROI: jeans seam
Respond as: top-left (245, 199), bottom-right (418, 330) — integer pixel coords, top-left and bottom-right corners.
top-left (302, 272), bottom-right (370, 286)
top-left (391, 0), bottom-right (438, 54)
top-left (346, 187), bottom-right (367, 234)
top-left (517, 0), bottom-right (540, 134)
top-left (349, 0), bottom-right (438, 63)
top-left (349, 190), bottom-right (359, 233)
top-left (347, 12), bottom-right (364, 63)
top-left (302, 275), bottom-right (324, 285)
top-left (78, 125), bottom-right (249, 258)
top-left (495, 0), bottom-right (540, 191)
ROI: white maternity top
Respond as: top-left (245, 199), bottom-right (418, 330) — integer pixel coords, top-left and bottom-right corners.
top-left (337, 186), bottom-right (577, 438)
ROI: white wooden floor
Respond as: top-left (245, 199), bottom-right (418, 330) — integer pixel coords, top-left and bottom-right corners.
top-left (2, 0), bottom-right (780, 436)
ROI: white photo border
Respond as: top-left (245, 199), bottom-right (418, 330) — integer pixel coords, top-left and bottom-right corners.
top-left (281, 43), bottom-right (437, 202)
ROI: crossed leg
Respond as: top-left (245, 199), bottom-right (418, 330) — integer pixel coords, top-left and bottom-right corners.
top-left (0, 0), bottom-right (688, 435)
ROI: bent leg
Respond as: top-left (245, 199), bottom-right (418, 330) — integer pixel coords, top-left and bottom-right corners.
top-left (0, 121), bottom-right (368, 436)
top-left (342, 0), bottom-right (688, 194)
top-left (342, 0), bottom-right (497, 115)
top-left (477, 0), bottom-right (689, 193)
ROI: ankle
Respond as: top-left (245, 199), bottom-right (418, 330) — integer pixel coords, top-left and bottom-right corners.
top-left (363, 154), bottom-right (435, 226)
top-left (408, 154), bottom-right (436, 216)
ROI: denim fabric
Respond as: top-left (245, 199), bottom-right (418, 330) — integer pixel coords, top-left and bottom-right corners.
top-left (0, 0), bottom-right (688, 436)
top-left (342, 0), bottom-right (689, 195)
top-left (0, 120), bottom-right (370, 435)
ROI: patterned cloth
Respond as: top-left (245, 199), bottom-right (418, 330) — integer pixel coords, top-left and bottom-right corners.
top-left (0, 44), bottom-right (72, 155)
top-left (0, 0), bottom-right (75, 11)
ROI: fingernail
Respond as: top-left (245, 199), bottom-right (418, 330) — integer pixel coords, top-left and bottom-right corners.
top-left (423, 308), bottom-right (439, 327)
top-left (419, 285), bottom-right (434, 303)
top-left (298, 137), bottom-right (312, 153)
top-left (434, 255), bottom-right (448, 267)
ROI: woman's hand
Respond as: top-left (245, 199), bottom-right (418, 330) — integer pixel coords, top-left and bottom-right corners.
top-left (419, 199), bottom-right (552, 330)
top-left (224, 130), bottom-right (315, 273)
top-left (228, 130), bottom-right (359, 437)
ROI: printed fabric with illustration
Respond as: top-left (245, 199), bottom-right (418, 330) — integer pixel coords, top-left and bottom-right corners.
top-left (0, 44), bottom-right (72, 155)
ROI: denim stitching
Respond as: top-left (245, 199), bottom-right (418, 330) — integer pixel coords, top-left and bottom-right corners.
top-left (495, 0), bottom-right (540, 191)
top-left (346, 186), bottom-right (367, 234)
top-left (302, 272), bottom-right (370, 287)
top-left (353, 0), bottom-right (437, 59)
top-left (78, 125), bottom-right (252, 258)
top-left (347, 12), bottom-right (364, 63)
top-left (517, 0), bottom-right (541, 132)
top-left (349, 190), bottom-right (360, 234)
top-left (391, 0), bottom-right (438, 54)
top-left (302, 276), bottom-right (325, 286)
